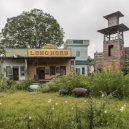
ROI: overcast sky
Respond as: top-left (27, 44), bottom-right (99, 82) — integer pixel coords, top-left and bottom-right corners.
top-left (0, 0), bottom-right (129, 57)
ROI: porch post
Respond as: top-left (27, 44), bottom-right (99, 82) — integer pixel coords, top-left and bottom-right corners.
top-left (25, 58), bottom-right (28, 80)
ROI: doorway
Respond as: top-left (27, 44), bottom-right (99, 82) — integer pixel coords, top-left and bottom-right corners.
top-left (13, 67), bottom-right (19, 80)
top-left (37, 67), bottom-right (45, 80)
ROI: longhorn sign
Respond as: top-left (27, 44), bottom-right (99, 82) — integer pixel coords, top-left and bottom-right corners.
top-left (28, 49), bottom-right (71, 57)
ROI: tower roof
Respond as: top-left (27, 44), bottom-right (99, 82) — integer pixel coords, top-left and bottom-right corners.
top-left (104, 11), bottom-right (124, 19)
top-left (98, 24), bottom-right (129, 35)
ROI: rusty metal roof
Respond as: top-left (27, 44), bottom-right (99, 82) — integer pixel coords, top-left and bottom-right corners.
top-left (104, 11), bottom-right (124, 19)
top-left (98, 24), bottom-right (129, 35)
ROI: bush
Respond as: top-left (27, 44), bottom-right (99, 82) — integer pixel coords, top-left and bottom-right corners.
top-left (16, 79), bottom-right (35, 91)
top-left (59, 88), bottom-right (69, 96)
top-left (40, 73), bottom-right (89, 94)
top-left (89, 70), bottom-right (129, 98)
top-left (40, 70), bottom-right (129, 98)
top-left (0, 77), bottom-right (8, 91)
top-left (0, 76), bottom-right (17, 91)
top-left (0, 77), bottom-right (38, 92)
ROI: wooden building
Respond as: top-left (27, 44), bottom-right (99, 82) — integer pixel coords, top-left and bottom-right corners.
top-left (1, 45), bottom-right (75, 81)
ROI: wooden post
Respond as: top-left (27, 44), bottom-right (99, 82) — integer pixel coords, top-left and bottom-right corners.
top-left (25, 59), bottom-right (28, 80)
top-left (109, 34), bottom-right (110, 41)
top-left (122, 31), bottom-right (124, 40)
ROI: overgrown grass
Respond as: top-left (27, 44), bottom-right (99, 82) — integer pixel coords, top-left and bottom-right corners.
top-left (1, 70), bottom-right (129, 128)
top-left (90, 70), bottom-right (128, 98)
top-left (0, 92), bottom-right (129, 129)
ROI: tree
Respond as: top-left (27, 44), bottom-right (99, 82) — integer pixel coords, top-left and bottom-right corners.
top-left (0, 9), bottom-right (64, 48)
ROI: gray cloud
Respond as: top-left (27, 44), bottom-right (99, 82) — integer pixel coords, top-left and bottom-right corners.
top-left (0, 0), bottom-right (129, 57)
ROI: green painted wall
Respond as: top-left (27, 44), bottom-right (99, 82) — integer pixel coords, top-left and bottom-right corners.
top-left (5, 49), bottom-right (27, 57)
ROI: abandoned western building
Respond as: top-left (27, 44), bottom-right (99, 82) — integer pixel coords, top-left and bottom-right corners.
top-left (0, 44), bottom-right (75, 81)
top-left (94, 11), bottom-right (129, 71)
top-left (0, 39), bottom-right (90, 81)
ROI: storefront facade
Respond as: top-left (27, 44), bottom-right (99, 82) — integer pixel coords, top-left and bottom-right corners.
top-left (1, 46), bottom-right (74, 81)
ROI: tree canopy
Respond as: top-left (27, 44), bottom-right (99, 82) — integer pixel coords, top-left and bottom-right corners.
top-left (0, 9), bottom-right (64, 49)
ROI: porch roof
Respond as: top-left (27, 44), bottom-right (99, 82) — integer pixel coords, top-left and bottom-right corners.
top-left (1, 56), bottom-right (75, 59)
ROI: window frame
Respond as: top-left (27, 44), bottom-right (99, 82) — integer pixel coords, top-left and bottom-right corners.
top-left (6, 66), bottom-right (13, 77)
top-left (60, 66), bottom-right (66, 75)
top-left (20, 66), bottom-right (25, 76)
top-left (50, 66), bottom-right (56, 75)
top-left (76, 68), bottom-right (80, 75)
top-left (82, 67), bottom-right (85, 75)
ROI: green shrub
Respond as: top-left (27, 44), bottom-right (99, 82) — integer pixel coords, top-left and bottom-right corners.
top-left (40, 70), bottom-right (129, 98)
top-left (40, 73), bottom-right (89, 94)
top-left (0, 77), bottom-right (8, 91)
top-left (0, 77), bottom-right (17, 91)
top-left (16, 79), bottom-right (35, 91)
top-left (89, 70), bottom-right (129, 98)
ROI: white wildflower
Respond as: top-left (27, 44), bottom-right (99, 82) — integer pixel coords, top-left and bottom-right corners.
top-left (102, 93), bottom-right (105, 98)
top-left (48, 98), bottom-right (52, 103)
top-left (29, 116), bottom-right (32, 120)
top-left (120, 107), bottom-right (124, 112)
top-left (52, 107), bottom-right (54, 110)
top-left (55, 103), bottom-right (58, 106)
top-left (104, 110), bottom-right (107, 114)
top-left (84, 100), bottom-right (86, 103)
top-left (0, 102), bottom-right (2, 105)
top-left (120, 106), bottom-right (126, 112)
top-left (71, 107), bottom-right (74, 110)
top-left (65, 100), bottom-right (68, 103)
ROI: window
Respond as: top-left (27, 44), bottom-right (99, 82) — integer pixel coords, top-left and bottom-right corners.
top-left (76, 68), bottom-right (80, 75)
top-left (56, 67), bottom-right (60, 73)
top-left (20, 66), bottom-right (25, 76)
top-left (45, 68), bottom-right (50, 75)
top-left (6, 66), bottom-right (13, 77)
top-left (73, 40), bottom-right (83, 44)
top-left (60, 66), bottom-right (66, 75)
top-left (50, 66), bottom-right (56, 75)
top-left (108, 45), bottom-right (113, 56)
top-left (76, 51), bottom-right (80, 57)
top-left (82, 67), bottom-right (85, 75)
top-left (71, 60), bottom-right (74, 65)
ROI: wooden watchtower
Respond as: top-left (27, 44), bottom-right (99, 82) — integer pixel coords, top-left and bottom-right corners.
top-left (98, 11), bottom-right (129, 70)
